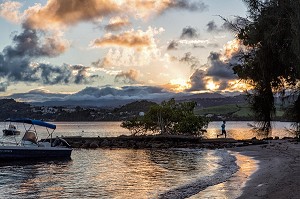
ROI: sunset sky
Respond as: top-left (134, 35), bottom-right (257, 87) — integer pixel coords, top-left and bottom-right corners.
top-left (0, 0), bottom-right (247, 103)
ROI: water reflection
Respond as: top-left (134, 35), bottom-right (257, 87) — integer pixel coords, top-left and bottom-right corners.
top-left (0, 121), bottom-right (295, 139)
top-left (0, 159), bottom-right (72, 199)
top-left (189, 152), bottom-right (258, 199)
top-left (0, 149), bottom-right (228, 199)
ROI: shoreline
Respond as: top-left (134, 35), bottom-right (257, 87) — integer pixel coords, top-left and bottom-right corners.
top-left (193, 139), bottom-right (300, 199)
top-left (232, 139), bottom-right (300, 199)
top-left (188, 150), bottom-right (258, 199)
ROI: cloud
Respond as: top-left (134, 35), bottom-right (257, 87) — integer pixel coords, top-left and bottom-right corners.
top-left (124, 0), bottom-right (208, 19)
top-left (206, 52), bottom-right (236, 80)
top-left (3, 25), bottom-right (68, 59)
top-left (104, 16), bottom-right (131, 31)
top-left (10, 0), bottom-right (208, 30)
top-left (0, 24), bottom-right (84, 86)
top-left (69, 85), bottom-right (174, 101)
top-left (186, 69), bottom-right (207, 91)
top-left (91, 58), bottom-right (112, 68)
top-left (206, 21), bottom-right (218, 32)
top-left (167, 40), bottom-right (179, 50)
top-left (114, 69), bottom-right (139, 84)
top-left (7, 88), bottom-right (68, 102)
top-left (92, 27), bottom-right (163, 50)
top-left (0, 81), bottom-right (8, 92)
top-left (24, 0), bottom-right (121, 30)
top-left (0, 1), bottom-right (23, 23)
top-left (206, 20), bottom-right (232, 33)
top-left (179, 52), bottom-right (200, 69)
top-left (168, 0), bottom-right (208, 12)
top-left (0, 38), bottom-right (94, 87)
top-left (180, 26), bottom-right (199, 39)
top-left (92, 30), bottom-right (151, 49)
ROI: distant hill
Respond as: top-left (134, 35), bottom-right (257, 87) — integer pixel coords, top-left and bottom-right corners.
top-left (29, 92), bottom-right (226, 108)
top-left (114, 100), bottom-right (157, 114)
top-left (0, 99), bottom-right (32, 120)
top-left (178, 94), bottom-right (247, 108)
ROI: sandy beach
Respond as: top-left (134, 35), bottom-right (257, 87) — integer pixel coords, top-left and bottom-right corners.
top-left (190, 139), bottom-right (300, 199)
top-left (233, 139), bottom-right (300, 199)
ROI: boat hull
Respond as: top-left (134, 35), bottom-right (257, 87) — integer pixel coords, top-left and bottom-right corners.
top-left (0, 146), bottom-right (72, 160)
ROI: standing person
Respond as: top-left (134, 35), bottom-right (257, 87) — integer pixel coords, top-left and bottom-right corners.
top-left (217, 121), bottom-right (227, 138)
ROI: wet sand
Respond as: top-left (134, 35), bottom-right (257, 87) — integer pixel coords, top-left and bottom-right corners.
top-left (233, 140), bottom-right (300, 199)
top-left (189, 151), bottom-right (258, 199)
top-left (192, 139), bottom-right (300, 199)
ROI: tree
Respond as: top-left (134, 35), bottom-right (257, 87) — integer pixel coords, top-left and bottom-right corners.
top-left (121, 99), bottom-right (209, 136)
top-left (228, 0), bottom-right (300, 135)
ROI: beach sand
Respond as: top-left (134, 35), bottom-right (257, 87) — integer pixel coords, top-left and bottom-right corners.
top-left (190, 139), bottom-right (300, 199)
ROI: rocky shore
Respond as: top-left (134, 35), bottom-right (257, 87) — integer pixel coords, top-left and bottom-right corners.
top-left (52, 135), bottom-right (268, 149)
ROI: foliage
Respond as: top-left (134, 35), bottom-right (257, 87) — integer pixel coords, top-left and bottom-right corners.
top-left (121, 98), bottom-right (209, 136)
top-left (227, 0), bottom-right (300, 134)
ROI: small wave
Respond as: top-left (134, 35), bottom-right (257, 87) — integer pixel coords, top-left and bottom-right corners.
top-left (158, 150), bottom-right (238, 199)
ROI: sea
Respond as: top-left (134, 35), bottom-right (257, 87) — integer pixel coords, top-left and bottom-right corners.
top-left (0, 121), bottom-right (295, 199)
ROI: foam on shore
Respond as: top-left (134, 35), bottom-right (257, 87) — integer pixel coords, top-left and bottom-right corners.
top-left (159, 149), bottom-right (241, 198)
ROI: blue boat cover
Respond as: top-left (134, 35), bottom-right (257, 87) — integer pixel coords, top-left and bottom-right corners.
top-left (6, 118), bottom-right (56, 129)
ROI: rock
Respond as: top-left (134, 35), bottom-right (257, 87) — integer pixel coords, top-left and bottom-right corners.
top-left (71, 142), bottom-right (82, 148)
top-left (89, 141), bottom-right (99, 148)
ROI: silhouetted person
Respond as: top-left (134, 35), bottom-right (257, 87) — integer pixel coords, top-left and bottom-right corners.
top-left (217, 121), bottom-right (226, 138)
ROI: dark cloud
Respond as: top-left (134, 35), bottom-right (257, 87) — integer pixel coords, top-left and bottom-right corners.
top-left (193, 44), bottom-right (206, 48)
top-left (3, 24), bottom-right (67, 59)
top-left (167, 40), bottom-right (179, 50)
top-left (71, 85), bottom-right (173, 100)
top-left (0, 24), bottom-right (96, 88)
top-left (179, 52), bottom-right (200, 69)
top-left (206, 52), bottom-right (237, 80)
top-left (206, 20), bottom-right (233, 33)
top-left (207, 21), bottom-right (218, 32)
top-left (180, 26), bottom-right (199, 39)
top-left (186, 69), bottom-right (207, 91)
top-left (169, 0), bottom-right (208, 12)
top-left (7, 89), bottom-right (68, 102)
top-left (0, 82), bottom-right (8, 92)
top-left (218, 81), bottom-right (229, 90)
top-left (114, 69), bottom-right (139, 84)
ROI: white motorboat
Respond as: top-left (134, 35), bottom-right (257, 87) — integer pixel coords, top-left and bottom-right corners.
top-left (0, 118), bottom-right (72, 160)
top-left (2, 124), bottom-right (21, 136)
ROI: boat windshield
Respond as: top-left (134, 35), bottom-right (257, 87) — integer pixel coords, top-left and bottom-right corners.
top-left (22, 131), bottom-right (37, 144)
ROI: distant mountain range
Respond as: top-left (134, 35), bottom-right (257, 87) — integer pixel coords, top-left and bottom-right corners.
top-left (29, 92), bottom-right (231, 108)
top-left (2, 86), bottom-right (243, 108)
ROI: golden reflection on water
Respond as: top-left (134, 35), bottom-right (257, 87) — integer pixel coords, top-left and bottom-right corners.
top-left (189, 152), bottom-right (258, 199)
top-left (206, 121), bottom-right (295, 140)
top-left (0, 149), bottom-right (254, 199)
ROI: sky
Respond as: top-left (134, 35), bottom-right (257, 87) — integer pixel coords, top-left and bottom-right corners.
top-left (0, 0), bottom-right (248, 103)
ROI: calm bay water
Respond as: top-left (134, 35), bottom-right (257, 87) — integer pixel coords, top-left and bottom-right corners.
top-left (1, 121), bottom-right (295, 139)
top-left (0, 121), bottom-right (295, 198)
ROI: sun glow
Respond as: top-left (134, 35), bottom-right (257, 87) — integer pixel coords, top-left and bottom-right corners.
top-left (206, 81), bottom-right (218, 91)
top-left (221, 39), bottom-right (242, 61)
top-left (167, 78), bottom-right (190, 92)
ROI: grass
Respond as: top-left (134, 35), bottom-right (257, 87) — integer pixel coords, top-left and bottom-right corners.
top-left (195, 104), bottom-right (249, 116)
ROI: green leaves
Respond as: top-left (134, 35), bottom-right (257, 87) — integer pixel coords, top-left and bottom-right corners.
top-left (227, 0), bottom-right (300, 133)
top-left (121, 98), bottom-right (209, 137)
